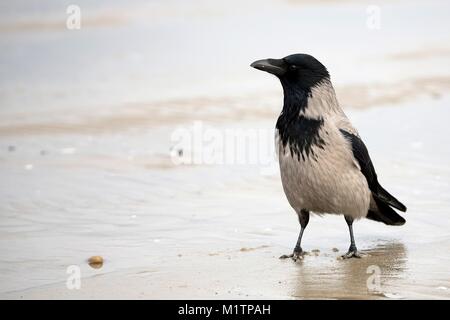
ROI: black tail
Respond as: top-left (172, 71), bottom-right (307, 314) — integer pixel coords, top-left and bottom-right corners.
top-left (373, 184), bottom-right (407, 212)
top-left (367, 197), bottom-right (406, 226)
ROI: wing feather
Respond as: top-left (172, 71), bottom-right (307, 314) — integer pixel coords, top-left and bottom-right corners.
top-left (339, 129), bottom-right (406, 212)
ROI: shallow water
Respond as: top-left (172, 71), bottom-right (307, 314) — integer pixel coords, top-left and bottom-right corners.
top-left (0, 95), bottom-right (449, 299)
top-left (0, 0), bottom-right (450, 299)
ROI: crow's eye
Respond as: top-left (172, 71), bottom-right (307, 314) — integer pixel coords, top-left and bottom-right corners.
top-left (289, 65), bottom-right (298, 72)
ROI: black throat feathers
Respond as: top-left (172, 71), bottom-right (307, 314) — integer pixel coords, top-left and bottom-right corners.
top-left (276, 86), bottom-right (326, 161)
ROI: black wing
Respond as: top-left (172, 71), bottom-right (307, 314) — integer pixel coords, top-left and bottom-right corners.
top-left (340, 129), bottom-right (406, 213)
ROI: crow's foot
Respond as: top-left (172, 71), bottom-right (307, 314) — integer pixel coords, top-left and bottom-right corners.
top-left (280, 249), bottom-right (305, 261)
top-left (341, 246), bottom-right (364, 259)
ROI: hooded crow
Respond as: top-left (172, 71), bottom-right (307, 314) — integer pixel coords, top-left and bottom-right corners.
top-left (251, 54), bottom-right (406, 260)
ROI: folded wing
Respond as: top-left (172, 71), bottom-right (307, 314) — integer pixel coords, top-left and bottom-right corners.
top-left (339, 129), bottom-right (406, 225)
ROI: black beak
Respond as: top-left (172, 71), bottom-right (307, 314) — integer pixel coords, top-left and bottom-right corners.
top-left (250, 58), bottom-right (286, 76)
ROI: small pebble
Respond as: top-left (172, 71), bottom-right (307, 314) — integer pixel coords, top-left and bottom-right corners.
top-left (88, 256), bottom-right (104, 269)
top-left (430, 92), bottom-right (441, 100)
top-left (332, 248), bottom-right (339, 252)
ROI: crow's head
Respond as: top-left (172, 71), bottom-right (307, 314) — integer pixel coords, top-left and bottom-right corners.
top-left (251, 53), bottom-right (329, 91)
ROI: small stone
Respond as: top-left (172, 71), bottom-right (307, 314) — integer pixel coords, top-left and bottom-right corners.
top-left (430, 92), bottom-right (441, 100)
top-left (88, 256), bottom-right (104, 269)
top-left (332, 248), bottom-right (339, 252)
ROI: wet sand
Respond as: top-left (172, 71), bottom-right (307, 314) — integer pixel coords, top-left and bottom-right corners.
top-left (4, 241), bottom-right (449, 300)
top-left (1, 96), bottom-right (450, 299)
top-left (1, 0), bottom-right (450, 299)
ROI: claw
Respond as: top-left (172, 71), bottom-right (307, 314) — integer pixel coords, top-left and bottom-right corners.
top-left (341, 250), bottom-right (364, 259)
top-left (280, 250), bottom-right (305, 261)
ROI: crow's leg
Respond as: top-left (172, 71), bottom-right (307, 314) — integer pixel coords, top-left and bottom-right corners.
top-left (342, 215), bottom-right (363, 259)
top-left (280, 209), bottom-right (309, 261)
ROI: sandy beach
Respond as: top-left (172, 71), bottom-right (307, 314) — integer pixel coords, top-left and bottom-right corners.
top-left (0, 0), bottom-right (449, 299)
